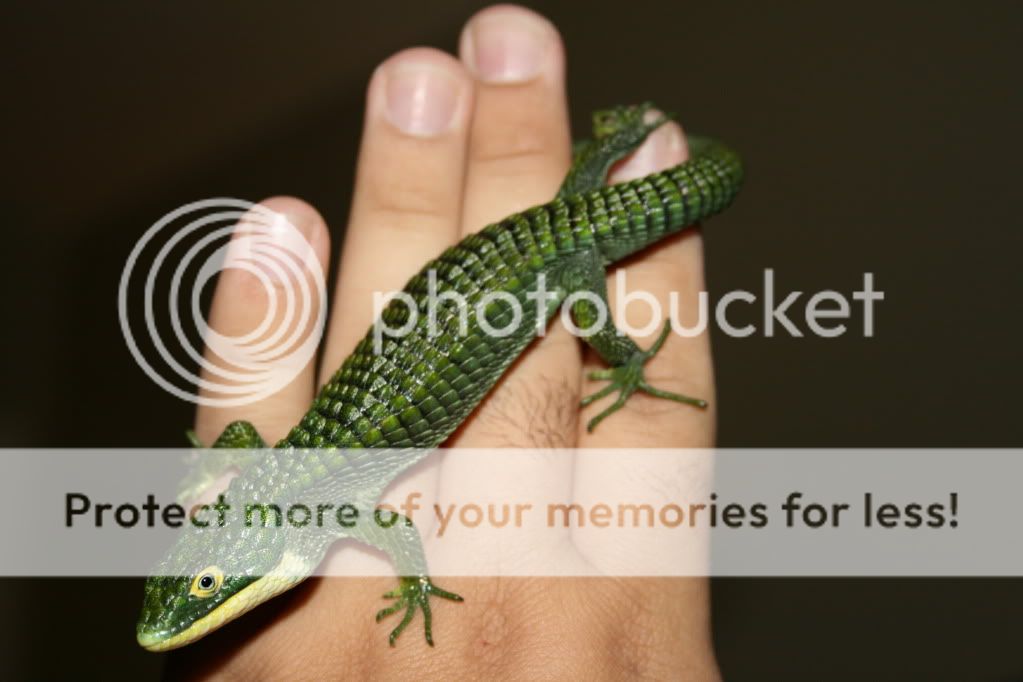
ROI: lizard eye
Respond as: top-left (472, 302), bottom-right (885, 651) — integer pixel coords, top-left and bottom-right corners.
top-left (190, 566), bottom-right (223, 598)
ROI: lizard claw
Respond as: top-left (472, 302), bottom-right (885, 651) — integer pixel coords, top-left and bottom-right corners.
top-left (376, 576), bottom-right (463, 647)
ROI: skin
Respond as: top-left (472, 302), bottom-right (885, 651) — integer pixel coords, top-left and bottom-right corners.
top-left (167, 5), bottom-right (720, 680)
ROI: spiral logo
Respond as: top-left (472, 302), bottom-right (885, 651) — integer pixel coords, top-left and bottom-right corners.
top-left (118, 198), bottom-right (326, 407)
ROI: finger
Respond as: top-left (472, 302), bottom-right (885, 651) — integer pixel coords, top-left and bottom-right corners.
top-left (319, 48), bottom-right (474, 379)
top-left (447, 4), bottom-right (576, 450)
top-left (577, 119), bottom-right (716, 448)
top-left (457, 5), bottom-right (572, 231)
top-left (316, 49), bottom-right (474, 579)
top-left (194, 196), bottom-right (330, 445)
top-left (439, 6), bottom-right (577, 561)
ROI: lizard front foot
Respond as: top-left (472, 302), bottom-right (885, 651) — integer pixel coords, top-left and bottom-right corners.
top-left (581, 320), bottom-right (708, 432)
top-left (376, 576), bottom-right (463, 647)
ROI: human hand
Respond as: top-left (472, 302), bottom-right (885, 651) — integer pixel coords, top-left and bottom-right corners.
top-left (169, 5), bottom-right (718, 679)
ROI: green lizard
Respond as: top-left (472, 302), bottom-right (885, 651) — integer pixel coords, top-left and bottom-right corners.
top-left (136, 102), bottom-right (743, 652)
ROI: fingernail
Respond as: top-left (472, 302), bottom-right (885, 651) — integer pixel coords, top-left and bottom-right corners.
top-left (463, 9), bottom-right (552, 83)
top-left (609, 119), bottom-right (688, 183)
top-left (383, 63), bottom-right (461, 137)
top-left (230, 204), bottom-right (321, 283)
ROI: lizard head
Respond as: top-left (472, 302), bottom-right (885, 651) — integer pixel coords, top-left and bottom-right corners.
top-left (136, 521), bottom-right (299, 651)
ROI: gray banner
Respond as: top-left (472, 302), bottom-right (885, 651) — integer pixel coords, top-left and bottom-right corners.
top-left (0, 448), bottom-right (1010, 576)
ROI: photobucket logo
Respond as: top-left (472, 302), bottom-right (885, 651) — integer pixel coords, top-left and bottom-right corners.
top-left (370, 268), bottom-right (885, 353)
top-left (118, 199), bottom-right (326, 407)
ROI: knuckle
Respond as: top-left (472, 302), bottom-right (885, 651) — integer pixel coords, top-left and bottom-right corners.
top-left (469, 119), bottom-right (561, 168)
top-left (365, 183), bottom-right (457, 232)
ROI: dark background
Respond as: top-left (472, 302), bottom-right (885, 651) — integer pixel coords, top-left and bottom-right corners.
top-left (2, 1), bottom-right (1021, 679)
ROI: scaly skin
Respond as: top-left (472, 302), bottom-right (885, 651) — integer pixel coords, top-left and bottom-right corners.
top-left (137, 103), bottom-right (743, 652)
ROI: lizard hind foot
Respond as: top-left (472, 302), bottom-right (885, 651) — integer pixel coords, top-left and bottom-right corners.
top-left (581, 320), bottom-right (708, 432)
top-left (376, 576), bottom-right (464, 647)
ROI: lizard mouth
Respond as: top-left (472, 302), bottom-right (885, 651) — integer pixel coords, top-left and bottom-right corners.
top-left (137, 629), bottom-right (179, 652)
top-left (137, 617), bottom-right (224, 651)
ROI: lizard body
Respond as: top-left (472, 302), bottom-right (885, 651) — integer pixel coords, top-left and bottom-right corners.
top-left (137, 104), bottom-right (742, 651)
